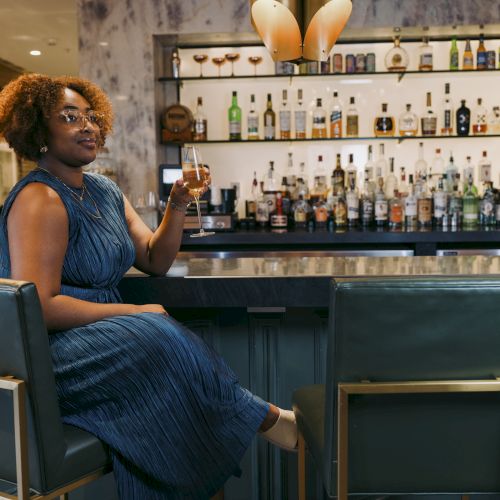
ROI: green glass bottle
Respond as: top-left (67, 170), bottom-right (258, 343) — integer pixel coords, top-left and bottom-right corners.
top-left (462, 174), bottom-right (479, 227)
top-left (450, 36), bottom-right (459, 70)
top-left (228, 91), bottom-right (242, 141)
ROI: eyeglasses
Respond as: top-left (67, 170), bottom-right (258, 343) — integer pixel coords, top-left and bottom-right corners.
top-left (58, 109), bottom-right (103, 128)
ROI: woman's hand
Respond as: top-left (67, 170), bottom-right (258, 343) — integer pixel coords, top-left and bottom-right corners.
top-left (133, 304), bottom-right (169, 316)
top-left (169, 170), bottom-right (212, 209)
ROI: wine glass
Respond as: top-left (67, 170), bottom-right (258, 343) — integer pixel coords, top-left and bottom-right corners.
top-left (193, 54), bottom-right (208, 77)
top-left (248, 56), bottom-right (263, 76)
top-left (225, 53), bottom-right (240, 76)
top-left (181, 146), bottom-right (214, 238)
top-left (132, 191), bottom-right (159, 230)
top-left (212, 56), bottom-right (226, 77)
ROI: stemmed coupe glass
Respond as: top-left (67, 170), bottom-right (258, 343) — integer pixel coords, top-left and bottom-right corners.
top-left (193, 54), bottom-right (208, 77)
top-left (225, 53), bottom-right (240, 76)
top-left (248, 56), bottom-right (263, 76)
top-left (181, 146), bottom-right (214, 238)
top-left (212, 56), bottom-right (226, 77)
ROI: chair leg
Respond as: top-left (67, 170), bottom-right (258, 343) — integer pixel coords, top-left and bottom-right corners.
top-left (298, 431), bottom-right (306, 500)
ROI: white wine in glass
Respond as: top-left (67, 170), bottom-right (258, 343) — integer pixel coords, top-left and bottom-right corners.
top-left (181, 146), bottom-right (214, 238)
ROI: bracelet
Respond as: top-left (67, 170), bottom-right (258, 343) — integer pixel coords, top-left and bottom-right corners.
top-left (168, 197), bottom-right (190, 213)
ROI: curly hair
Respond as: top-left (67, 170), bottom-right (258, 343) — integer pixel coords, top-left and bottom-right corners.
top-left (0, 73), bottom-right (113, 161)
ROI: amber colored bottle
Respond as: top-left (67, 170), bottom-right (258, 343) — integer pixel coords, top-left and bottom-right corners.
top-left (463, 39), bottom-right (474, 70)
top-left (374, 103), bottom-right (395, 137)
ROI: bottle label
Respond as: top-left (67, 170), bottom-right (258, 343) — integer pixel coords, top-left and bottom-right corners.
top-left (263, 192), bottom-right (276, 214)
top-left (463, 55), bottom-right (474, 68)
top-left (444, 110), bottom-right (452, 129)
top-left (375, 200), bottom-right (388, 220)
top-left (264, 115), bottom-right (275, 139)
top-left (247, 115), bottom-right (259, 136)
top-left (390, 205), bottom-right (403, 224)
top-left (421, 117), bottom-right (437, 135)
top-left (362, 199), bottom-right (374, 219)
top-left (315, 206), bottom-right (329, 223)
top-left (346, 116), bottom-right (358, 135)
top-left (477, 52), bottom-right (487, 67)
top-left (481, 200), bottom-right (494, 216)
top-left (229, 121), bottom-right (241, 135)
top-left (279, 111), bottom-right (291, 132)
top-left (496, 204), bottom-right (500, 222)
top-left (313, 116), bottom-right (326, 125)
top-left (420, 53), bottom-right (433, 68)
top-left (256, 202), bottom-right (269, 222)
top-left (418, 198), bottom-right (432, 222)
top-left (347, 196), bottom-right (359, 219)
top-left (295, 111), bottom-right (306, 134)
top-left (433, 193), bottom-right (447, 218)
top-left (480, 163), bottom-right (492, 182)
top-left (405, 196), bottom-right (417, 217)
top-left (330, 110), bottom-right (342, 136)
top-left (450, 52), bottom-right (459, 69)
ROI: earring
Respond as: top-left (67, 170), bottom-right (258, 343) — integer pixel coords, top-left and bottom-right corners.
top-left (39, 145), bottom-right (48, 153)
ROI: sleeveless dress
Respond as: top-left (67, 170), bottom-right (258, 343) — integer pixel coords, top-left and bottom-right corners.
top-left (0, 169), bottom-right (269, 499)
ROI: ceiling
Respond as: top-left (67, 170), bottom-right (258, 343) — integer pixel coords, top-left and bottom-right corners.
top-left (0, 0), bottom-right (78, 77)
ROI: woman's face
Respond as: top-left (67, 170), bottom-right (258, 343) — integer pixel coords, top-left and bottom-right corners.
top-left (44, 88), bottom-right (101, 168)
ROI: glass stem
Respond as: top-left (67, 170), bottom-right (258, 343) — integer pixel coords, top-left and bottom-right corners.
top-left (194, 195), bottom-right (204, 233)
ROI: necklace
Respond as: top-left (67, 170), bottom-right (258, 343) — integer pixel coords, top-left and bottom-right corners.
top-left (35, 167), bottom-right (102, 219)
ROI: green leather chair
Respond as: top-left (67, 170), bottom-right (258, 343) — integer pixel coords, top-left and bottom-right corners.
top-left (293, 277), bottom-right (500, 500)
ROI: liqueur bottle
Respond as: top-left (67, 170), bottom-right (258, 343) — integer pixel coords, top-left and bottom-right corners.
top-left (418, 36), bottom-right (433, 71)
top-left (385, 36), bottom-right (409, 72)
top-left (399, 103), bottom-right (418, 136)
top-left (463, 39), bottom-right (474, 70)
top-left (263, 93), bottom-right (276, 140)
top-left (345, 97), bottom-right (359, 137)
top-left (330, 91), bottom-right (343, 138)
top-left (193, 97), bottom-right (207, 141)
top-left (450, 36), bottom-right (459, 70)
top-left (312, 98), bottom-right (327, 139)
top-left (279, 89), bottom-right (291, 139)
top-left (294, 89), bottom-right (307, 139)
top-left (472, 98), bottom-right (488, 135)
top-left (228, 91), bottom-right (242, 141)
top-left (456, 100), bottom-right (471, 136)
top-left (441, 83), bottom-right (454, 135)
top-left (331, 153), bottom-right (345, 196)
top-left (374, 103), bottom-right (395, 137)
top-left (389, 190), bottom-right (404, 228)
top-left (247, 94), bottom-right (259, 140)
top-left (476, 34), bottom-right (488, 70)
top-left (421, 92), bottom-right (437, 136)
top-left (334, 187), bottom-right (348, 227)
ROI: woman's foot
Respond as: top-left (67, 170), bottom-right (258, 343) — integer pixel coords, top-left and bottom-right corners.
top-left (259, 404), bottom-right (298, 452)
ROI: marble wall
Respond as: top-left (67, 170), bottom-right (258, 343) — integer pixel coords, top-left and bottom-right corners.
top-left (77, 0), bottom-right (500, 194)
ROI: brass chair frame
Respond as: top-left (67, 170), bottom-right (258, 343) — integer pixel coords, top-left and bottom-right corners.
top-left (298, 379), bottom-right (500, 500)
top-left (0, 376), bottom-right (107, 500)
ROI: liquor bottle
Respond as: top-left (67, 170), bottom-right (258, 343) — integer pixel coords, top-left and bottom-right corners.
top-left (312, 98), bottom-right (327, 139)
top-left (361, 171), bottom-right (374, 226)
top-left (399, 104), bottom-right (418, 136)
top-left (313, 196), bottom-right (330, 229)
top-left (345, 97), bottom-right (359, 137)
top-left (374, 103), bottom-right (395, 137)
top-left (263, 161), bottom-right (279, 215)
top-left (414, 142), bottom-right (428, 181)
top-left (429, 148), bottom-right (445, 192)
top-left (298, 161), bottom-right (309, 194)
top-left (418, 36), bottom-right (433, 71)
top-left (374, 178), bottom-right (388, 227)
top-left (331, 153), bottom-right (345, 196)
top-left (417, 178), bottom-right (432, 228)
top-left (279, 89), bottom-right (291, 139)
top-left (389, 190), bottom-right (404, 228)
top-left (399, 167), bottom-right (409, 198)
top-left (462, 173), bottom-right (479, 227)
top-left (375, 143), bottom-right (388, 181)
top-left (463, 156), bottom-right (475, 188)
top-left (293, 195), bottom-right (312, 228)
top-left (334, 187), bottom-right (348, 227)
top-left (433, 178), bottom-right (448, 226)
top-left (421, 92), bottom-right (437, 136)
top-left (404, 175), bottom-right (418, 228)
top-left (472, 98), bottom-right (488, 135)
top-left (346, 175), bottom-right (359, 227)
top-left (294, 89), bottom-right (307, 139)
top-left (450, 36), bottom-right (459, 70)
top-left (463, 39), bottom-right (474, 70)
top-left (489, 106), bottom-right (500, 134)
top-left (228, 91), bottom-right (242, 141)
top-left (270, 192), bottom-right (288, 230)
top-left (330, 91), bottom-right (343, 138)
top-left (364, 145), bottom-right (375, 183)
top-left (445, 153), bottom-right (458, 193)
top-left (477, 34), bottom-right (488, 70)
top-left (385, 158), bottom-right (398, 199)
top-left (171, 49), bottom-right (181, 78)
top-left (478, 151), bottom-right (492, 184)
top-left (449, 177), bottom-right (463, 229)
top-left (263, 93), bottom-right (276, 140)
top-left (479, 182), bottom-right (496, 226)
top-left (456, 100), bottom-right (471, 136)
top-left (441, 83), bottom-right (454, 135)
top-left (247, 94), bottom-right (259, 140)
top-left (385, 36), bottom-right (409, 72)
top-left (256, 181), bottom-right (269, 227)
top-left (245, 171), bottom-right (259, 217)
top-left (193, 97), bottom-right (207, 141)
top-left (311, 155), bottom-right (328, 202)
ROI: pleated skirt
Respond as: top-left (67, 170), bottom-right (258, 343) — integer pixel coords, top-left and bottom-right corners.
top-left (49, 312), bottom-right (269, 499)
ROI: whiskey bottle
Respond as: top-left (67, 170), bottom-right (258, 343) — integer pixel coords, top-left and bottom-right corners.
top-left (472, 98), bottom-right (488, 135)
top-left (228, 91), bottom-right (242, 141)
top-left (247, 94), bottom-right (259, 140)
top-left (385, 36), bottom-right (409, 72)
top-left (399, 103), bottom-right (418, 136)
top-left (345, 97), bottom-right (359, 137)
top-left (450, 37), bottom-right (459, 70)
top-left (334, 187), bottom-right (347, 227)
top-left (441, 83), bottom-right (454, 135)
top-left (279, 89), bottom-right (291, 139)
top-left (270, 192), bottom-right (288, 230)
top-left (331, 153), bottom-right (345, 196)
top-left (421, 92), bottom-right (437, 136)
top-left (263, 93), bottom-right (276, 140)
top-left (476, 34), bottom-right (488, 70)
top-left (374, 103), bottom-right (395, 137)
top-left (418, 36), bottom-right (433, 71)
top-left (294, 89), bottom-right (307, 139)
top-left (193, 97), bottom-right (207, 141)
top-left (463, 39), bottom-right (474, 70)
top-left (456, 100), bottom-right (471, 136)
top-left (312, 98), bottom-right (327, 139)
top-left (330, 91), bottom-right (343, 138)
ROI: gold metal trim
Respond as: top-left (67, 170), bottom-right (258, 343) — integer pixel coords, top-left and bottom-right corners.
top-left (337, 379), bottom-right (500, 500)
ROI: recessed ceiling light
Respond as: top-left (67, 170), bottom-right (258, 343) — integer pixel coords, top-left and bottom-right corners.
top-left (99, 41), bottom-right (109, 47)
top-left (115, 95), bottom-right (128, 101)
top-left (30, 50), bottom-right (41, 56)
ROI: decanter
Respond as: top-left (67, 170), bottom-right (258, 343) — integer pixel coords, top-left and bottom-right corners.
top-left (385, 36), bottom-right (409, 72)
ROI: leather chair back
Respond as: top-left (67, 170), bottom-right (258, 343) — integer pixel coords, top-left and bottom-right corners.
top-left (0, 279), bottom-right (66, 492)
top-left (323, 277), bottom-right (500, 496)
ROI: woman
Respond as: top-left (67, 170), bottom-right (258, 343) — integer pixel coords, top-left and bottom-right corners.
top-left (0, 74), bottom-right (296, 499)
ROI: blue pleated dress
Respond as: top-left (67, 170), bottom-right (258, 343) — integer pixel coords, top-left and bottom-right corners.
top-left (0, 169), bottom-right (269, 499)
